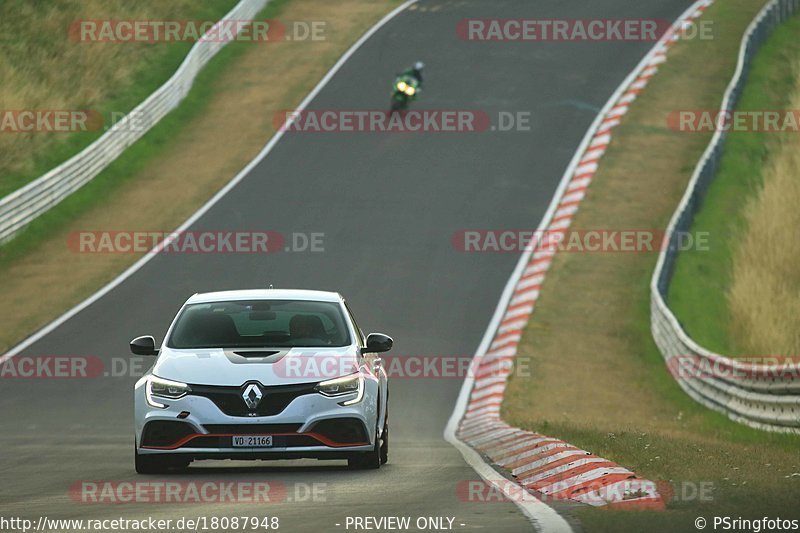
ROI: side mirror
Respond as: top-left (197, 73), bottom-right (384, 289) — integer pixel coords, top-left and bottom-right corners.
top-left (130, 335), bottom-right (159, 356)
top-left (365, 333), bottom-right (393, 353)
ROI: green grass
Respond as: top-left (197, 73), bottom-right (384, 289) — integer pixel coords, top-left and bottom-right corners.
top-left (666, 13), bottom-right (800, 356)
top-left (0, 0), bottom-right (238, 198)
top-left (0, 0), bottom-right (291, 267)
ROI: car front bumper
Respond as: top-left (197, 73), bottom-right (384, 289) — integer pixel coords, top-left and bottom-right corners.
top-left (134, 377), bottom-right (378, 460)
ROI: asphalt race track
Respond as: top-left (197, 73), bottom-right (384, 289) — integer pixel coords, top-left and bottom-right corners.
top-left (0, 0), bottom-right (693, 531)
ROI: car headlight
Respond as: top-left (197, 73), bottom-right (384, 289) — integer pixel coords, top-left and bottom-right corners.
top-left (146, 375), bottom-right (191, 408)
top-left (405, 86), bottom-right (416, 96)
top-left (314, 373), bottom-right (364, 405)
top-left (396, 81), bottom-right (408, 92)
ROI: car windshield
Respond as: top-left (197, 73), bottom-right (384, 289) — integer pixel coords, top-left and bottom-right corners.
top-left (167, 299), bottom-right (351, 349)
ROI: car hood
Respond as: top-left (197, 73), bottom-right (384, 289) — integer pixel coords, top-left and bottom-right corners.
top-left (152, 345), bottom-right (361, 386)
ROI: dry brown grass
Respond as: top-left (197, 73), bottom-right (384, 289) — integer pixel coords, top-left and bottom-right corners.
top-left (728, 82), bottom-right (800, 357)
top-left (0, 0), bottom-right (229, 191)
top-left (0, 0), bottom-right (400, 354)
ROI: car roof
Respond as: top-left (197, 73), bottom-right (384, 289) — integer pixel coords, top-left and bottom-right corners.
top-left (185, 289), bottom-right (343, 304)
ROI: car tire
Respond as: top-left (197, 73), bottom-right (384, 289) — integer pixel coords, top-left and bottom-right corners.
top-left (347, 408), bottom-right (383, 470)
top-left (379, 410), bottom-right (388, 465)
top-left (135, 445), bottom-right (190, 474)
top-left (347, 440), bottom-right (380, 470)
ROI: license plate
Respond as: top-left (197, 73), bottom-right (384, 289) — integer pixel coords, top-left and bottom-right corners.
top-left (232, 435), bottom-right (273, 447)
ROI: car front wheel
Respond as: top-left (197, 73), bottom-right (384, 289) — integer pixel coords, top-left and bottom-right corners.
top-left (380, 412), bottom-right (388, 465)
top-left (347, 410), bottom-right (386, 470)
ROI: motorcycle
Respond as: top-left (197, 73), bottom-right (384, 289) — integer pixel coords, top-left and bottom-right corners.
top-left (390, 74), bottom-right (420, 112)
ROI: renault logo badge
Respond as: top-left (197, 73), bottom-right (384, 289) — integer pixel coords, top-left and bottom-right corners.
top-left (242, 383), bottom-right (263, 409)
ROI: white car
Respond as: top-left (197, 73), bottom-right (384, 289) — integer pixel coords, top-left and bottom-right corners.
top-left (132, 289), bottom-right (391, 473)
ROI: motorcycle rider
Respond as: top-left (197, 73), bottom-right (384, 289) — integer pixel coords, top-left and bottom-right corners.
top-left (390, 61), bottom-right (424, 112)
top-left (400, 61), bottom-right (424, 87)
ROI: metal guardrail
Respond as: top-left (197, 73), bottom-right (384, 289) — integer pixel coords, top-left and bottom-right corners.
top-left (0, 0), bottom-right (268, 243)
top-left (651, 0), bottom-right (800, 433)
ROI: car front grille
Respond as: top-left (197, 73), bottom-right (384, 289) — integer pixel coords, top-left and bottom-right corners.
top-left (189, 382), bottom-right (317, 417)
